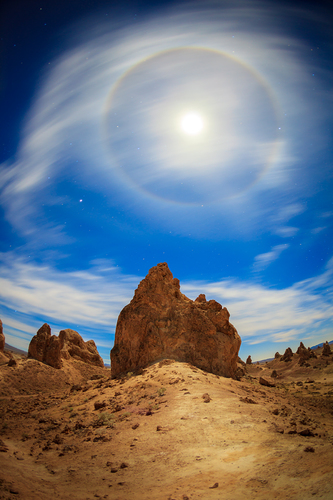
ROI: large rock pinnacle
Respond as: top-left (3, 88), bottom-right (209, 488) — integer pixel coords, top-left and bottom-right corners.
top-left (110, 262), bottom-right (241, 379)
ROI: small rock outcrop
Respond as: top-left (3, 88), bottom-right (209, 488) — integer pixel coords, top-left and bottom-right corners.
top-left (280, 347), bottom-right (293, 362)
top-left (28, 324), bottom-right (104, 369)
top-left (0, 319), bottom-right (5, 352)
top-left (296, 342), bottom-right (306, 355)
top-left (111, 263), bottom-right (241, 379)
top-left (246, 355), bottom-right (252, 365)
top-left (322, 341), bottom-right (332, 357)
top-left (296, 342), bottom-right (316, 365)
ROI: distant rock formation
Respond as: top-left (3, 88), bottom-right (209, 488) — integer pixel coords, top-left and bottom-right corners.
top-left (246, 355), bottom-right (252, 365)
top-left (322, 341), bottom-right (332, 357)
top-left (274, 352), bottom-right (281, 359)
top-left (59, 329), bottom-right (104, 368)
top-left (280, 347), bottom-right (293, 362)
top-left (28, 323), bottom-right (52, 363)
top-left (110, 262), bottom-right (241, 379)
top-left (28, 324), bottom-right (104, 369)
top-left (296, 342), bottom-right (316, 365)
top-left (0, 319), bottom-right (5, 352)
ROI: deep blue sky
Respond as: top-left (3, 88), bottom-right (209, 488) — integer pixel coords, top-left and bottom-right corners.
top-left (1, 0), bottom-right (332, 363)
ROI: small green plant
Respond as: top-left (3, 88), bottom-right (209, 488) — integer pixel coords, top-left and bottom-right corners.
top-left (149, 403), bottom-right (160, 411)
top-left (157, 387), bottom-right (166, 397)
top-left (97, 412), bottom-right (114, 426)
top-left (126, 372), bottom-right (134, 379)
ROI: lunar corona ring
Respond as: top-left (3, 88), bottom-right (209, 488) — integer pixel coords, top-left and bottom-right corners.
top-left (104, 47), bottom-right (280, 205)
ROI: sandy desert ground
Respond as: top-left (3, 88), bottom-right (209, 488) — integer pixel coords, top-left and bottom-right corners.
top-left (0, 347), bottom-right (333, 500)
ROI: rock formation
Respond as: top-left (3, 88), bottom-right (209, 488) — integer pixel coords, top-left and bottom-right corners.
top-left (280, 347), bottom-right (293, 362)
top-left (28, 324), bottom-right (104, 369)
top-left (0, 319), bottom-right (5, 352)
top-left (28, 323), bottom-right (52, 363)
top-left (296, 342), bottom-right (316, 365)
top-left (322, 341), bottom-right (332, 357)
top-left (110, 262), bottom-right (241, 379)
top-left (58, 329), bottom-right (104, 368)
top-left (246, 355), bottom-right (252, 365)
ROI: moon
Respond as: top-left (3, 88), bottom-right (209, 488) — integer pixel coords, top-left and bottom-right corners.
top-left (180, 112), bottom-right (204, 135)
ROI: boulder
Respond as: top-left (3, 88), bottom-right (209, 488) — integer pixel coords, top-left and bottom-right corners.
top-left (259, 376), bottom-right (276, 387)
top-left (111, 262), bottom-right (241, 379)
top-left (0, 319), bottom-right (5, 352)
top-left (28, 325), bottom-right (104, 369)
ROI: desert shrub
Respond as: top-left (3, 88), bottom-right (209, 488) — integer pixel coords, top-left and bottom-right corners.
top-left (157, 387), bottom-right (166, 397)
top-left (96, 412), bottom-right (114, 426)
top-left (149, 403), bottom-right (160, 411)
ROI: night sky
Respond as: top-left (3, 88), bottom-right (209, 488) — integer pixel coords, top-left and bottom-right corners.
top-left (1, 0), bottom-right (332, 363)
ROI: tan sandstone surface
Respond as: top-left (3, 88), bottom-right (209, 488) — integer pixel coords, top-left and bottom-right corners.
top-left (0, 345), bottom-right (333, 500)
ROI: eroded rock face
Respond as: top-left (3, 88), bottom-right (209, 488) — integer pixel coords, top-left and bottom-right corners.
top-left (59, 329), bottom-right (104, 367)
top-left (28, 325), bottom-right (104, 369)
top-left (111, 262), bottom-right (241, 379)
top-left (28, 323), bottom-right (51, 362)
top-left (0, 319), bottom-right (5, 352)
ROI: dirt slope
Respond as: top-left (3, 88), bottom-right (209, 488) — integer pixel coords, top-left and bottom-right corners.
top-left (0, 353), bottom-right (332, 500)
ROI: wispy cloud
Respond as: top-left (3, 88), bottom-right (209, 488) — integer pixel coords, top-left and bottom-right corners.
top-left (1, 253), bottom-right (332, 357)
top-left (0, 1), bottom-right (330, 240)
top-left (182, 257), bottom-right (333, 347)
top-left (0, 253), bottom-right (139, 346)
top-left (253, 244), bottom-right (289, 272)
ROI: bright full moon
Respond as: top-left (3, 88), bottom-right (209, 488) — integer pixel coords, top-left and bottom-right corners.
top-left (181, 112), bottom-right (204, 135)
